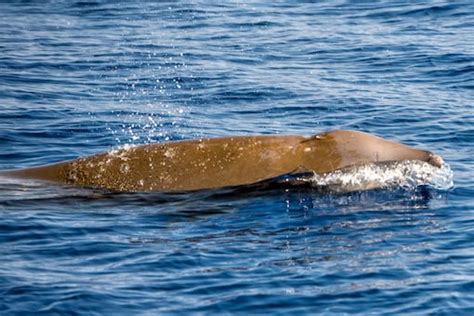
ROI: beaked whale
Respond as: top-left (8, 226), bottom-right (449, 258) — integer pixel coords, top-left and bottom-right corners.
top-left (0, 130), bottom-right (443, 192)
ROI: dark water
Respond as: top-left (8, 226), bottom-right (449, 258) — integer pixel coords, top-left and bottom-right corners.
top-left (1, 1), bottom-right (473, 314)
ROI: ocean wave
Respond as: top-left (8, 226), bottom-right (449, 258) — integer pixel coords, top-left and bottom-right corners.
top-left (307, 160), bottom-right (454, 193)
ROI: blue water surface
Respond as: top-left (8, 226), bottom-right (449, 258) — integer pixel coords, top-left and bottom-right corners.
top-left (1, 1), bottom-right (473, 314)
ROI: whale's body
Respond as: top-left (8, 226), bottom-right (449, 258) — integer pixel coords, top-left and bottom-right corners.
top-left (0, 130), bottom-right (443, 192)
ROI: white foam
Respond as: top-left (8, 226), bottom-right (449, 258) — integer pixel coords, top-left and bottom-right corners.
top-left (106, 144), bottom-right (136, 161)
top-left (308, 160), bottom-right (454, 193)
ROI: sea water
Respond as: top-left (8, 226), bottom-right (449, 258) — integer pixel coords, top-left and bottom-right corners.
top-left (0, 1), bottom-right (473, 314)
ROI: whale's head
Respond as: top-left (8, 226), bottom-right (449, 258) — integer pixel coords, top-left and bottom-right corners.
top-left (298, 130), bottom-right (443, 173)
top-left (426, 153), bottom-right (444, 168)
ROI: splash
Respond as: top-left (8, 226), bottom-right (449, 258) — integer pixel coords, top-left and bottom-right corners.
top-left (307, 160), bottom-right (454, 193)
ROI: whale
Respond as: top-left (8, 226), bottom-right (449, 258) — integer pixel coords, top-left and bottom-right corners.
top-left (0, 130), bottom-right (443, 192)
